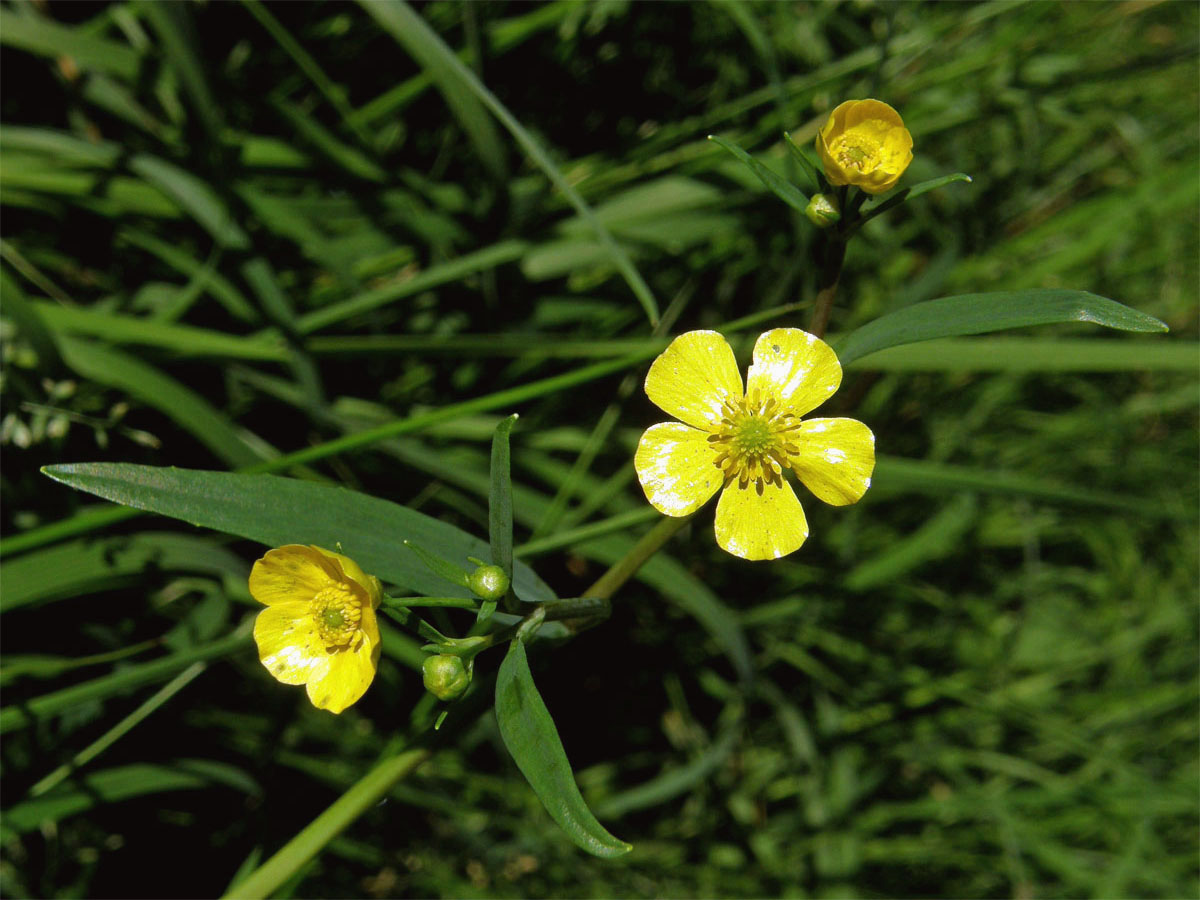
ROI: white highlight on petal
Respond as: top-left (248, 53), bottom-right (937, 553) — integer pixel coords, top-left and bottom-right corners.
top-left (823, 447), bottom-right (847, 464)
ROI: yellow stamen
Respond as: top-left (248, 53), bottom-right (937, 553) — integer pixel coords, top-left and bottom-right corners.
top-left (707, 393), bottom-right (804, 494)
top-left (311, 582), bottom-right (363, 648)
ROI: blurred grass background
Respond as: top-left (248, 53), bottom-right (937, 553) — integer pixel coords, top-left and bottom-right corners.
top-left (1, 1), bottom-right (1197, 897)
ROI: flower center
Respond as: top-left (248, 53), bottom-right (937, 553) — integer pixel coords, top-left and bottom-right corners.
top-left (832, 131), bottom-right (880, 171)
top-left (707, 390), bottom-right (804, 494)
top-left (311, 582), bottom-right (362, 648)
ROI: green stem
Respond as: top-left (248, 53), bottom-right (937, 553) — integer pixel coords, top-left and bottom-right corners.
top-left (583, 513), bottom-right (694, 602)
top-left (807, 233), bottom-right (846, 339)
top-left (383, 596), bottom-right (480, 610)
top-left (223, 747), bottom-right (431, 900)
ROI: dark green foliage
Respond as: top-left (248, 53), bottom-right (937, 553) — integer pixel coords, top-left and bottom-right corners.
top-left (1, 1), bottom-right (1196, 898)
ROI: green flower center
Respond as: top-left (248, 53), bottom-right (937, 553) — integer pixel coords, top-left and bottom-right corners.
top-left (311, 582), bottom-right (362, 648)
top-left (708, 390), bottom-right (804, 494)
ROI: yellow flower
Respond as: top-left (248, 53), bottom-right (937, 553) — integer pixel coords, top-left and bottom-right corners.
top-left (249, 545), bottom-right (383, 713)
top-left (816, 99), bottom-right (913, 194)
top-left (634, 329), bottom-right (875, 561)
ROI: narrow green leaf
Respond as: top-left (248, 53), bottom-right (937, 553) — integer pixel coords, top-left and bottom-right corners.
top-left (58, 337), bottom-right (268, 468)
top-left (844, 337), bottom-right (1199, 372)
top-left (871, 455), bottom-right (1176, 517)
top-left (2, 760), bottom-right (258, 837)
top-left (0, 9), bottom-right (140, 79)
top-left (401, 541), bottom-right (472, 591)
top-left (222, 748), bottom-right (429, 900)
top-left (270, 97), bottom-right (386, 182)
top-left (708, 134), bottom-right (808, 212)
top-left (836, 290), bottom-right (1168, 366)
top-left (41, 464), bottom-right (556, 603)
top-left (0, 273), bottom-right (64, 371)
top-left (118, 228), bottom-right (258, 323)
top-left (0, 532), bottom-right (245, 613)
top-left (845, 494), bottom-right (978, 591)
top-left (856, 172), bottom-right (973, 227)
top-left (495, 640), bottom-right (632, 858)
top-left (358, 0), bottom-right (506, 180)
top-left (134, 0), bottom-right (224, 142)
top-left (294, 240), bottom-right (529, 334)
top-left (489, 414), bottom-right (518, 579)
top-left (128, 155), bottom-right (250, 250)
top-left (33, 302), bottom-right (287, 360)
top-left (361, 0), bottom-right (660, 327)
top-left (0, 628), bottom-right (250, 733)
top-left (782, 131), bottom-right (824, 194)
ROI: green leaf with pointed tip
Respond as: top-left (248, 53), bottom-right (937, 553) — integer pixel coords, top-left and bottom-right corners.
top-left (708, 134), bottom-right (808, 212)
top-left (41, 464), bottom-right (555, 604)
top-left (782, 131), bottom-right (825, 194)
top-left (856, 172), bottom-right (973, 227)
top-left (836, 290), bottom-right (1167, 366)
top-left (489, 414), bottom-right (518, 580)
top-left (495, 640), bottom-right (632, 859)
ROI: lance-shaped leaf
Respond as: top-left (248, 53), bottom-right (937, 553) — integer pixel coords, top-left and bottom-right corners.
top-left (836, 289), bottom-right (1168, 366)
top-left (708, 134), bottom-right (809, 212)
top-left (41, 464), bottom-right (555, 603)
top-left (495, 640), bottom-right (632, 858)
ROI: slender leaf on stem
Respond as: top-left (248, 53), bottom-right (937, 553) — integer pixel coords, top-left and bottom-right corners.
top-left (41, 463), bottom-right (556, 603)
top-left (782, 131), bottom-right (825, 194)
top-left (402, 540), bottom-right (472, 592)
top-left (495, 640), bottom-right (632, 858)
top-left (855, 172), bottom-right (973, 227)
top-left (489, 414), bottom-right (518, 580)
top-left (708, 134), bottom-right (809, 212)
top-left (835, 289), bottom-right (1168, 366)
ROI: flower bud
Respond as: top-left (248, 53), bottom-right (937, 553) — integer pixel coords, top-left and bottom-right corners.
top-left (467, 564), bottom-right (510, 601)
top-left (805, 193), bottom-right (841, 227)
top-left (423, 654), bottom-right (472, 701)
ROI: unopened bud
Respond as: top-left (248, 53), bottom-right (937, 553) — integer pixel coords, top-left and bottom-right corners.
top-left (423, 654), bottom-right (472, 701)
top-left (468, 564), bottom-right (509, 601)
top-left (805, 192), bottom-right (841, 227)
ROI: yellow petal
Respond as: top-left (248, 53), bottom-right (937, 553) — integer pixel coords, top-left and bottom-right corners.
top-left (314, 546), bottom-right (383, 609)
top-left (635, 422), bottom-right (725, 516)
top-left (842, 99), bottom-right (904, 130)
top-left (254, 601), bottom-right (325, 685)
top-left (791, 418), bottom-right (875, 506)
top-left (645, 330), bottom-right (743, 430)
top-left (305, 629), bottom-right (379, 714)
top-left (249, 544), bottom-right (340, 607)
top-left (714, 477), bottom-right (809, 561)
top-left (745, 328), bottom-right (841, 418)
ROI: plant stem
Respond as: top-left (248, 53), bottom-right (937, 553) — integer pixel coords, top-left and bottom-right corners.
top-left (583, 513), bottom-right (693, 602)
top-left (224, 747), bottom-right (430, 900)
top-left (807, 235), bottom-right (846, 339)
top-left (383, 596), bottom-right (480, 610)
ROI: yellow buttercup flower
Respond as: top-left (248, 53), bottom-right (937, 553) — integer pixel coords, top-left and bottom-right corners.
top-left (249, 545), bottom-right (383, 713)
top-left (816, 99), bottom-right (913, 194)
top-left (635, 329), bottom-right (875, 561)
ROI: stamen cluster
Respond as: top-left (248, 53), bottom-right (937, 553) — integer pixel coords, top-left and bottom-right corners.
top-left (707, 390), bottom-right (804, 495)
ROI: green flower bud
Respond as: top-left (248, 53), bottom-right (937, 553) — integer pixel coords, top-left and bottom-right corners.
top-left (423, 654), bottom-right (472, 701)
top-left (805, 192), bottom-right (841, 227)
top-left (468, 564), bottom-right (510, 601)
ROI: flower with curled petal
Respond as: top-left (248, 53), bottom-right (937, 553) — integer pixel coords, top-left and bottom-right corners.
top-left (816, 99), bottom-right (913, 195)
top-left (250, 544), bottom-right (383, 713)
top-left (635, 329), bottom-right (875, 561)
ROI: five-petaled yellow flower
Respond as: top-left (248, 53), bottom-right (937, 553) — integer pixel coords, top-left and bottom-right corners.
top-left (816, 99), bottom-right (913, 194)
top-left (250, 545), bottom-right (383, 713)
top-left (635, 329), bottom-right (875, 561)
